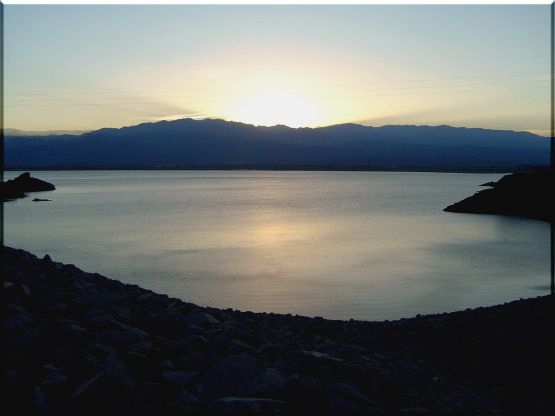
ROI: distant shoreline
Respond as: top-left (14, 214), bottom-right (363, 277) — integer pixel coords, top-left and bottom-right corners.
top-left (3, 165), bottom-right (522, 174)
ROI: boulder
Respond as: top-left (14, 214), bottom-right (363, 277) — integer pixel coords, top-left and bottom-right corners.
top-left (209, 397), bottom-right (287, 414)
top-left (71, 360), bottom-right (135, 405)
top-left (160, 370), bottom-right (197, 386)
top-left (175, 388), bottom-right (200, 407)
top-left (106, 319), bottom-right (149, 340)
top-left (185, 312), bottom-right (221, 327)
top-left (290, 378), bottom-right (380, 414)
top-left (175, 351), bottom-right (207, 371)
top-left (202, 354), bottom-right (287, 398)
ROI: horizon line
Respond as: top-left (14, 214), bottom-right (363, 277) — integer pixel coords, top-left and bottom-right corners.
top-left (3, 117), bottom-right (550, 137)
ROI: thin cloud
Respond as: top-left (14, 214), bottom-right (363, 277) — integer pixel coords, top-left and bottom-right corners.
top-left (131, 113), bottom-right (210, 122)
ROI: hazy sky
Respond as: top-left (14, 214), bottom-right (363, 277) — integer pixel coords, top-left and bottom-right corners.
top-left (3, 5), bottom-right (551, 134)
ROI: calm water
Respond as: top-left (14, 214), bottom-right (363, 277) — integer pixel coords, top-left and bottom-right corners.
top-left (3, 170), bottom-right (550, 320)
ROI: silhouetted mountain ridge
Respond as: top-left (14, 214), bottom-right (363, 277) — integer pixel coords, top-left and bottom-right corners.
top-left (3, 128), bottom-right (90, 136)
top-left (5, 118), bottom-right (548, 169)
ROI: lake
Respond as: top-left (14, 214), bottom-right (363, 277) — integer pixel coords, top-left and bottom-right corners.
top-left (3, 170), bottom-right (550, 320)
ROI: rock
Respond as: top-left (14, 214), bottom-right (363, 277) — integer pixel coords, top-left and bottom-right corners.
top-left (106, 318), bottom-right (149, 339)
top-left (96, 329), bottom-right (131, 347)
top-left (3, 368), bottom-right (21, 385)
top-left (401, 406), bottom-right (429, 413)
top-left (153, 335), bottom-right (179, 352)
top-left (295, 350), bottom-right (344, 376)
top-left (190, 334), bottom-right (209, 349)
top-left (51, 319), bottom-right (90, 346)
top-left (83, 310), bottom-right (112, 326)
top-left (340, 344), bottom-right (364, 358)
top-left (82, 343), bottom-right (118, 362)
top-left (32, 198), bottom-right (51, 202)
top-left (291, 379), bottom-right (379, 414)
top-left (160, 370), bottom-right (197, 385)
top-left (202, 354), bottom-right (287, 398)
top-left (185, 312), bottom-right (221, 327)
top-left (209, 397), bottom-right (287, 414)
top-left (134, 381), bottom-right (163, 400)
top-left (42, 370), bottom-right (67, 386)
top-left (158, 360), bottom-right (175, 371)
top-left (109, 360), bottom-right (136, 390)
top-left (3, 282), bottom-right (32, 300)
top-left (175, 351), bottom-right (207, 371)
top-left (301, 350), bottom-right (343, 362)
top-left (444, 170), bottom-right (554, 222)
top-left (122, 350), bottom-right (148, 370)
top-left (175, 388), bottom-right (200, 407)
top-left (204, 327), bottom-right (224, 336)
top-left (259, 343), bottom-right (288, 359)
top-left (185, 324), bottom-right (204, 336)
top-left (128, 340), bottom-right (155, 354)
top-left (72, 279), bottom-right (96, 291)
top-left (72, 370), bottom-right (106, 399)
top-left (36, 301), bottom-right (67, 317)
top-left (33, 386), bottom-right (48, 411)
top-left (4, 312), bottom-right (34, 330)
top-left (136, 293), bottom-right (153, 302)
top-left (145, 312), bottom-right (186, 337)
top-left (2, 245), bottom-right (554, 414)
top-left (4, 302), bottom-right (26, 314)
top-left (41, 368), bottom-right (69, 399)
top-left (1, 172), bottom-right (56, 202)
top-left (230, 338), bottom-right (253, 352)
top-left (20, 284), bottom-right (32, 296)
top-left (72, 359), bottom-right (135, 405)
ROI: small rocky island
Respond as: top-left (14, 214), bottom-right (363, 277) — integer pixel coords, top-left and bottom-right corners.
top-left (444, 169), bottom-right (553, 222)
top-left (1, 172), bottom-right (55, 202)
top-left (3, 246), bottom-right (553, 415)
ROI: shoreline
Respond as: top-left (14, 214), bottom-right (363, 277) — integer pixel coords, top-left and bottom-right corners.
top-left (4, 166), bottom-right (519, 174)
top-left (3, 245), bottom-right (553, 414)
top-left (444, 170), bottom-right (553, 222)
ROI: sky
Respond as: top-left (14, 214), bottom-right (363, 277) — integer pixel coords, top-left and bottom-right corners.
top-left (3, 4), bottom-right (551, 134)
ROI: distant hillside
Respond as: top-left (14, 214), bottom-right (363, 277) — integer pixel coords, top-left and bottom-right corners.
top-left (4, 118), bottom-right (549, 170)
top-left (4, 128), bottom-right (90, 136)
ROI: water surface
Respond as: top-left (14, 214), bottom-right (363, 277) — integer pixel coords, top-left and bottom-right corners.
top-left (4, 170), bottom-right (549, 320)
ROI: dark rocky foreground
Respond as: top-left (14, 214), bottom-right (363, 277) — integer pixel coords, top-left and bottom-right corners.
top-left (0, 172), bottom-right (55, 202)
top-left (3, 246), bottom-right (553, 415)
top-left (444, 169), bottom-right (553, 222)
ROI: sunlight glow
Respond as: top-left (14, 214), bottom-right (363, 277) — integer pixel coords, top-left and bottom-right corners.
top-left (229, 89), bottom-right (323, 128)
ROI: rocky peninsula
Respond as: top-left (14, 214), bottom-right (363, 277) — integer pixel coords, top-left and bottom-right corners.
top-left (0, 172), bottom-right (55, 202)
top-left (3, 245), bottom-right (553, 415)
top-left (444, 169), bottom-right (553, 222)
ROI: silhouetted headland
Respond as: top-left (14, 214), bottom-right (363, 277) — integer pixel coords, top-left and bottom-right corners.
top-left (0, 172), bottom-right (55, 202)
top-left (444, 169), bottom-right (554, 222)
top-left (4, 246), bottom-right (552, 414)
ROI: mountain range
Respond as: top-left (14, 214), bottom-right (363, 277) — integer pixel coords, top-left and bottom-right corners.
top-left (4, 128), bottom-right (90, 137)
top-left (4, 118), bottom-right (549, 170)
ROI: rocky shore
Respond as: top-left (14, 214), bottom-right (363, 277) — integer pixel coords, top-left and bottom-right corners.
top-left (0, 172), bottom-right (55, 202)
top-left (3, 246), bottom-right (553, 415)
top-left (444, 169), bottom-right (553, 222)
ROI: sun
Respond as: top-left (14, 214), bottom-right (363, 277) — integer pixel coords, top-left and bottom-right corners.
top-left (230, 89), bottom-right (322, 128)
